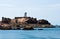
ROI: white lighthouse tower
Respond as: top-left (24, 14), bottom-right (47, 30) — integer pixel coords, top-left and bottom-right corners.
top-left (24, 12), bottom-right (27, 17)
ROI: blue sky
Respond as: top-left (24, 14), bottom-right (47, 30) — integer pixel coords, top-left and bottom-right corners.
top-left (0, 0), bottom-right (60, 25)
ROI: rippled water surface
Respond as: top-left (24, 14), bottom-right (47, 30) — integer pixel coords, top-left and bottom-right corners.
top-left (0, 28), bottom-right (60, 39)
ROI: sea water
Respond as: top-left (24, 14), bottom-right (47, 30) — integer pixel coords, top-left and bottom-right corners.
top-left (0, 28), bottom-right (60, 39)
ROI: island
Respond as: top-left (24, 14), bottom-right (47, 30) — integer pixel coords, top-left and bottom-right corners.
top-left (0, 12), bottom-right (54, 30)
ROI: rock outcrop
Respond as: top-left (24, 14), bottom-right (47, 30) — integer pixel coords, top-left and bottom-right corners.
top-left (37, 19), bottom-right (51, 25)
top-left (2, 17), bottom-right (11, 24)
top-left (23, 26), bottom-right (34, 30)
top-left (26, 18), bottom-right (37, 24)
top-left (15, 17), bottom-right (37, 24)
